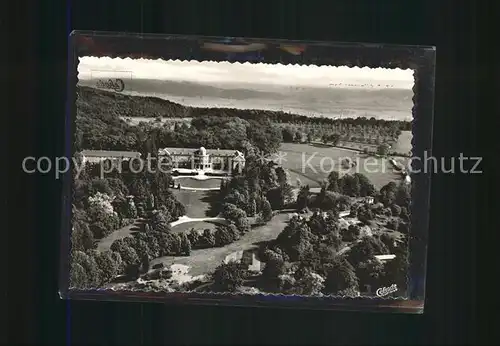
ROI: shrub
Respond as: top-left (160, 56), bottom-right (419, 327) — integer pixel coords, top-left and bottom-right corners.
top-left (215, 226), bottom-right (235, 247)
top-left (211, 261), bottom-right (248, 292)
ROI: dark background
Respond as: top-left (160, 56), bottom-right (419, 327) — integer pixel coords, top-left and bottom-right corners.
top-left (7, 0), bottom-right (485, 344)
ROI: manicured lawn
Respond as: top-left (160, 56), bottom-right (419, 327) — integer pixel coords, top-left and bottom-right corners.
top-left (150, 213), bottom-right (290, 276)
top-left (279, 142), bottom-right (404, 190)
top-left (171, 189), bottom-right (219, 218)
top-left (96, 219), bottom-right (145, 251)
top-left (173, 177), bottom-right (223, 189)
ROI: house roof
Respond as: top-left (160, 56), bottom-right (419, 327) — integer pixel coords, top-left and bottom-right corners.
top-left (374, 254), bottom-right (396, 261)
top-left (81, 150), bottom-right (141, 158)
top-left (159, 147), bottom-right (244, 157)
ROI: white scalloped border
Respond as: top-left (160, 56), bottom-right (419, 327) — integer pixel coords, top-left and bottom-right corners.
top-left (66, 51), bottom-right (419, 303)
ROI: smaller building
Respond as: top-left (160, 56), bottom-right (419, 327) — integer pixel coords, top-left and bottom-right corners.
top-left (80, 150), bottom-right (142, 164)
top-left (374, 254), bottom-right (396, 263)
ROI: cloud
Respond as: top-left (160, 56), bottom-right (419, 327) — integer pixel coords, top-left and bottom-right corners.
top-left (78, 57), bottom-right (414, 89)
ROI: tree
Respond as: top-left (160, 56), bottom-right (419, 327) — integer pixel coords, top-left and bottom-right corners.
top-left (262, 257), bottom-right (287, 280)
top-left (382, 245), bottom-right (409, 294)
top-left (357, 207), bottom-right (374, 224)
top-left (327, 171), bottom-right (340, 192)
top-left (131, 239), bottom-right (151, 262)
top-left (87, 192), bottom-right (120, 238)
top-left (282, 127), bottom-right (295, 142)
top-left (222, 203), bottom-right (246, 221)
top-left (339, 174), bottom-right (361, 197)
top-left (72, 220), bottom-right (95, 251)
top-left (322, 134), bottom-right (329, 144)
top-left (143, 232), bottom-right (161, 258)
top-left (94, 251), bottom-right (122, 283)
top-left (296, 185), bottom-right (310, 210)
top-left (355, 257), bottom-right (385, 291)
top-left (70, 263), bottom-right (88, 288)
top-left (379, 181), bottom-right (398, 206)
top-left (211, 261), bottom-right (248, 292)
top-left (150, 210), bottom-right (171, 233)
top-left (293, 268), bottom-right (325, 296)
top-left (261, 198), bottom-right (273, 222)
top-left (275, 217), bottom-right (316, 261)
top-left (397, 222), bottom-right (409, 234)
top-left (307, 132), bottom-right (313, 143)
top-left (386, 219), bottom-right (400, 231)
top-left (342, 224), bottom-right (361, 242)
top-left (400, 207), bottom-right (410, 222)
top-left (71, 251), bottom-right (102, 287)
top-left (187, 228), bottom-right (200, 248)
top-left (280, 183), bottom-right (295, 208)
top-left (215, 226), bottom-right (235, 247)
top-left (380, 233), bottom-right (396, 251)
top-left (390, 204), bottom-right (402, 216)
top-left (200, 229), bottom-right (216, 248)
top-left (234, 216), bottom-right (251, 234)
top-left (110, 239), bottom-right (140, 266)
top-left (323, 260), bottom-right (359, 295)
top-left (329, 133), bottom-right (341, 146)
top-left (247, 198), bottom-right (257, 217)
top-left (377, 143), bottom-right (390, 156)
top-left (179, 233), bottom-right (192, 255)
top-left (294, 131), bottom-right (303, 143)
top-left (347, 236), bottom-right (389, 267)
top-left (395, 182), bottom-right (411, 209)
top-left (353, 173), bottom-right (376, 197)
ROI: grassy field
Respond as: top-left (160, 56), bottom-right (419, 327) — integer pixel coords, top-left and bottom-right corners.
top-left (173, 177), bottom-right (223, 189)
top-left (279, 142), bottom-right (404, 190)
top-left (391, 130), bottom-right (412, 154)
top-left (150, 213), bottom-right (290, 276)
top-left (96, 219), bottom-right (145, 251)
top-left (171, 189), bottom-right (219, 218)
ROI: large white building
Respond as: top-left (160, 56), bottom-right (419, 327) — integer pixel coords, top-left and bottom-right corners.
top-left (158, 146), bottom-right (245, 174)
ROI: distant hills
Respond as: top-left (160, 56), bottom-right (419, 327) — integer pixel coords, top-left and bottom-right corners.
top-left (77, 78), bottom-right (413, 120)
top-left (76, 85), bottom-right (412, 131)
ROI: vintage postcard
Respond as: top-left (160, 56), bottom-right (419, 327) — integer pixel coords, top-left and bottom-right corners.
top-left (61, 32), bottom-right (435, 313)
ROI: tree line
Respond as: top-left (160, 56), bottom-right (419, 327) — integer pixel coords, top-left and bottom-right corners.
top-left (76, 85), bottom-right (410, 155)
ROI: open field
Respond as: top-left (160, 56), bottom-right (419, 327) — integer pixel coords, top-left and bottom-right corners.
top-left (150, 213), bottom-right (290, 276)
top-left (391, 130), bottom-right (412, 154)
top-left (279, 142), bottom-right (404, 190)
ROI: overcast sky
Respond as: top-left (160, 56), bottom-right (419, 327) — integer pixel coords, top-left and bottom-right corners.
top-left (78, 57), bottom-right (414, 89)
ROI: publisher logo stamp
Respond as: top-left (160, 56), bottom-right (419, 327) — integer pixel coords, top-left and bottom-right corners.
top-left (376, 284), bottom-right (398, 297)
top-left (95, 78), bottom-right (125, 92)
top-left (89, 70), bottom-right (132, 93)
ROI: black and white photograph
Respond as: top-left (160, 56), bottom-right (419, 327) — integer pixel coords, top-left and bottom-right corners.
top-left (69, 56), bottom-right (415, 299)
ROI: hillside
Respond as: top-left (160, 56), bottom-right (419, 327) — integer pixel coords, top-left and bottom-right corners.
top-left (77, 78), bottom-right (413, 120)
top-left (76, 85), bottom-right (411, 128)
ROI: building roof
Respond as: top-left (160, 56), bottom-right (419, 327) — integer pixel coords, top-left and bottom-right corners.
top-left (374, 254), bottom-right (396, 261)
top-left (81, 150), bottom-right (141, 158)
top-left (159, 147), bottom-right (244, 157)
